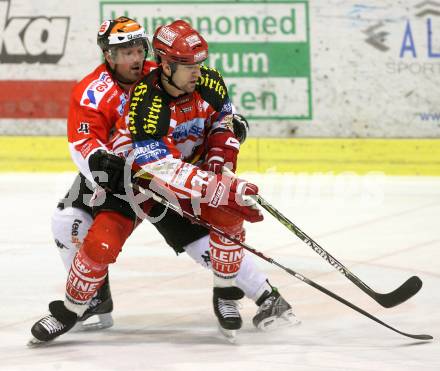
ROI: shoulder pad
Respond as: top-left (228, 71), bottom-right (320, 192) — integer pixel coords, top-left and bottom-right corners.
top-left (196, 66), bottom-right (228, 111)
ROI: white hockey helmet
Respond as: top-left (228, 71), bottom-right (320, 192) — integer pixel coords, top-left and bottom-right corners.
top-left (97, 16), bottom-right (150, 53)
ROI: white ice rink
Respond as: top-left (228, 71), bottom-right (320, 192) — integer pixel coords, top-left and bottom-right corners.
top-left (0, 172), bottom-right (439, 371)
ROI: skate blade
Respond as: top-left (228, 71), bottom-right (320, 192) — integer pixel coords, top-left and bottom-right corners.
top-left (218, 325), bottom-right (237, 344)
top-left (256, 310), bottom-right (301, 332)
top-left (71, 313), bottom-right (113, 332)
top-left (27, 337), bottom-right (53, 348)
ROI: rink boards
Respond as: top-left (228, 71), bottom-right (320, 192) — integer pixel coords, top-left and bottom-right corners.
top-left (1, 137), bottom-right (439, 175)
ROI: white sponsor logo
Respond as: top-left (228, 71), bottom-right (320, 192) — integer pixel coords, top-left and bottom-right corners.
top-left (134, 141), bottom-right (161, 154)
top-left (225, 136), bottom-right (240, 150)
top-left (185, 34), bottom-right (201, 47)
top-left (98, 20), bottom-right (111, 36)
top-left (209, 182), bottom-right (226, 207)
top-left (194, 50), bottom-right (207, 62)
top-left (157, 26), bottom-right (178, 47)
top-left (80, 72), bottom-right (114, 110)
top-left (134, 142), bottom-right (167, 162)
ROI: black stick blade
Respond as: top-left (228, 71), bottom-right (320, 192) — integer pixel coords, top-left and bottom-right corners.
top-left (406, 333), bottom-right (433, 341)
top-left (376, 276), bottom-right (423, 308)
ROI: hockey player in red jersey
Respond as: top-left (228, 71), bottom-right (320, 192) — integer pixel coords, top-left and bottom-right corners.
top-left (123, 20), bottom-right (265, 338)
top-left (50, 16), bottom-right (156, 331)
top-left (30, 19), bottom-right (298, 345)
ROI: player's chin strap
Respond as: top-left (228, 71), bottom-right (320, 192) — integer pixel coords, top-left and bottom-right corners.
top-left (222, 167), bottom-right (423, 309)
top-left (161, 64), bottom-right (186, 93)
top-left (127, 180), bottom-right (431, 340)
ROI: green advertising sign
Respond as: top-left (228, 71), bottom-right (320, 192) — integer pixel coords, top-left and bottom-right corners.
top-left (100, 0), bottom-right (312, 120)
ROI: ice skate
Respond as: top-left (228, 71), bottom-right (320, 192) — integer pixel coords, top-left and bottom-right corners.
top-left (28, 300), bottom-right (78, 347)
top-left (253, 287), bottom-right (300, 331)
top-left (72, 276), bottom-right (114, 331)
top-left (213, 287), bottom-right (244, 343)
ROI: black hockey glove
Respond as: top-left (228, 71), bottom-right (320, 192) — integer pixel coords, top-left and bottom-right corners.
top-left (88, 150), bottom-right (126, 194)
top-left (232, 114), bottom-right (249, 144)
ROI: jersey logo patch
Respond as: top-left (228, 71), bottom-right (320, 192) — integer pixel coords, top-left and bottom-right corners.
top-left (117, 93), bottom-right (128, 116)
top-left (77, 122), bottom-right (90, 134)
top-left (80, 72), bottom-right (114, 109)
top-left (133, 139), bottom-right (170, 165)
top-left (172, 118), bottom-right (204, 141)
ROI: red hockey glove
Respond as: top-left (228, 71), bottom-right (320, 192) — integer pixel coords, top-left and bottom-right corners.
top-left (203, 131), bottom-right (240, 174)
top-left (198, 172), bottom-right (263, 225)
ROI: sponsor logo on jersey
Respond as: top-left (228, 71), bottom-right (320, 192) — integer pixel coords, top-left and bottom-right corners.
top-left (106, 89), bottom-right (118, 104)
top-left (180, 106), bottom-right (192, 113)
top-left (157, 26), bottom-right (178, 47)
top-left (77, 122), bottom-right (90, 134)
top-left (80, 72), bottom-right (114, 109)
top-left (133, 139), bottom-right (169, 164)
top-left (0, 0), bottom-right (69, 63)
top-left (172, 118), bottom-right (204, 141)
top-left (117, 93), bottom-right (128, 116)
top-left (143, 95), bottom-right (163, 135)
top-left (79, 141), bottom-right (94, 159)
top-left (197, 67), bottom-right (226, 99)
top-left (128, 81), bottom-right (148, 135)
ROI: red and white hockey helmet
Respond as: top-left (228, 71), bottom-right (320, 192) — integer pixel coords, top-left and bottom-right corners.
top-left (153, 20), bottom-right (208, 65)
top-left (97, 16), bottom-right (149, 52)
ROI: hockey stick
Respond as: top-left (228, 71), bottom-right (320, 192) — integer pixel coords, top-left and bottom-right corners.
top-left (129, 182), bottom-right (432, 341)
top-left (253, 194), bottom-right (423, 308)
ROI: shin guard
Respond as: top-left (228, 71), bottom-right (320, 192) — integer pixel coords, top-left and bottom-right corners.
top-left (65, 248), bottom-right (107, 316)
top-left (209, 225), bottom-right (245, 286)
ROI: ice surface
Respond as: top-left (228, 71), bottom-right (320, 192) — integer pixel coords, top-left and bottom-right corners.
top-left (0, 172), bottom-right (439, 371)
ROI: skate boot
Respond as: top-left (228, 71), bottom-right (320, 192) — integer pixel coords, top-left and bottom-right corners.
top-left (253, 287), bottom-right (300, 331)
top-left (28, 300), bottom-right (78, 347)
top-left (73, 275), bottom-right (113, 331)
top-left (213, 286), bottom-right (244, 343)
